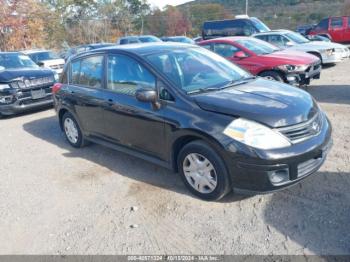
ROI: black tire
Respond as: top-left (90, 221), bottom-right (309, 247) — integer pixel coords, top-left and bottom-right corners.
top-left (62, 112), bottom-right (87, 148)
top-left (177, 140), bottom-right (231, 201)
top-left (259, 71), bottom-right (284, 82)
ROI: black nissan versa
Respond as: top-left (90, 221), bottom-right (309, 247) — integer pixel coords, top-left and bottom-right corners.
top-left (0, 52), bottom-right (57, 117)
top-left (53, 43), bottom-right (332, 200)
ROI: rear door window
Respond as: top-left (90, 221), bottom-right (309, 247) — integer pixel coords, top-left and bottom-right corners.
top-left (213, 43), bottom-right (240, 57)
top-left (107, 54), bottom-right (155, 96)
top-left (70, 56), bottom-right (104, 88)
top-left (331, 17), bottom-right (343, 28)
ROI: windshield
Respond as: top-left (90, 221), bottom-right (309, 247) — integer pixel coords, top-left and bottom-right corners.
top-left (139, 36), bottom-right (161, 43)
top-left (251, 17), bottom-right (270, 32)
top-left (235, 38), bottom-right (279, 55)
top-left (285, 32), bottom-right (310, 44)
top-left (30, 51), bottom-right (60, 62)
top-left (146, 47), bottom-right (251, 94)
top-left (0, 53), bottom-right (38, 69)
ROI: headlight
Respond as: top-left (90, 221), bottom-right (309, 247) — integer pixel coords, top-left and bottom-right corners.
top-left (277, 64), bottom-right (309, 73)
top-left (0, 84), bottom-right (11, 90)
top-left (223, 118), bottom-right (291, 150)
top-left (54, 72), bottom-right (59, 82)
top-left (322, 48), bottom-right (334, 56)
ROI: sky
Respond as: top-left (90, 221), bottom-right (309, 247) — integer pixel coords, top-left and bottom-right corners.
top-left (148, 0), bottom-right (193, 10)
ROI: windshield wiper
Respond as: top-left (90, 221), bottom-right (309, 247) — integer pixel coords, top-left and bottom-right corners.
top-left (188, 77), bottom-right (256, 95)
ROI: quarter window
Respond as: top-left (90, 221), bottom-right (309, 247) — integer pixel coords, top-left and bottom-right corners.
top-left (71, 56), bottom-right (103, 88)
top-left (107, 54), bottom-right (155, 96)
top-left (213, 43), bottom-right (240, 57)
top-left (331, 17), bottom-right (343, 28)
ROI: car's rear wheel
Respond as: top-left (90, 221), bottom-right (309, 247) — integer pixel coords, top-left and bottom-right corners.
top-left (259, 71), bottom-right (284, 82)
top-left (62, 112), bottom-right (86, 148)
top-left (178, 140), bottom-right (231, 201)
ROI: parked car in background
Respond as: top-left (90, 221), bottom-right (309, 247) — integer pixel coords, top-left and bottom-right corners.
top-left (162, 36), bottom-right (195, 44)
top-left (64, 43), bottom-right (115, 61)
top-left (308, 16), bottom-right (350, 44)
top-left (22, 50), bottom-right (65, 75)
top-left (53, 43), bottom-right (332, 200)
top-left (202, 16), bottom-right (270, 40)
top-left (199, 37), bottom-right (321, 87)
top-left (254, 30), bottom-right (350, 64)
top-left (0, 52), bottom-right (56, 117)
top-left (296, 24), bottom-right (315, 36)
top-left (116, 35), bottom-right (162, 45)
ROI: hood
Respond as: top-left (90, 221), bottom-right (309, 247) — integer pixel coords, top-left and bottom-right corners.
top-left (0, 68), bottom-right (54, 83)
top-left (295, 41), bottom-right (345, 51)
top-left (41, 58), bottom-right (65, 66)
top-left (193, 78), bottom-right (318, 128)
top-left (261, 50), bottom-right (318, 64)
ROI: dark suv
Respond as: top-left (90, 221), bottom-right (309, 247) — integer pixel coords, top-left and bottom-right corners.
top-left (0, 52), bottom-right (56, 117)
top-left (53, 43), bottom-right (332, 200)
top-left (202, 17), bottom-right (270, 40)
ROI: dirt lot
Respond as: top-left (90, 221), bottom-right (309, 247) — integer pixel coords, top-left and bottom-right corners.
top-left (0, 60), bottom-right (349, 255)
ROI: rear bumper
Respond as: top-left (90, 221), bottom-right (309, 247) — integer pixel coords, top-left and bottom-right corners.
top-left (223, 116), bottom-right (332, 193)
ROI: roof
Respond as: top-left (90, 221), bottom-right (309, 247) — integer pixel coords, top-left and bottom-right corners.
top-left (80, 42), bottom-right (197, 57)
top-left (200, 36), bottom-right (254, 42)
top-left (254, 29), bottom-right (292, 35)
top-left (0, 52), bottom-right (20, 55)
top-left (21, 49), bottom-right (48, 54)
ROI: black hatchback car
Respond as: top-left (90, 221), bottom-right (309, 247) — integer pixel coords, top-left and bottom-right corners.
top-left (0, 52), bottom-right (56, 117)
top-left (53, 43), bottom-right (332, 200)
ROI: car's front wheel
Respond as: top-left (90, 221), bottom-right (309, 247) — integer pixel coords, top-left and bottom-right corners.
top-left (62, 112), bottom-right (86, 148)
top-left (178, 141), bottom-right (231, 201)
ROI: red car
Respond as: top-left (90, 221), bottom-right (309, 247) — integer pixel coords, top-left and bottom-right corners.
top-left (199, 37), bottom-right (321, 87)
top-left (308, 16), bottom-right (350, 44)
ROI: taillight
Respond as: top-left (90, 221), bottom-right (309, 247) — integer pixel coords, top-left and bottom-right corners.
top-left (52, 83), bottom-right (62, 94)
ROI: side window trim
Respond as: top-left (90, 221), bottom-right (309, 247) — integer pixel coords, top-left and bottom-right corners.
top-left (106, 53), bottom-right (156, 97)
top-left (69, 54), bottom-right (105, 90)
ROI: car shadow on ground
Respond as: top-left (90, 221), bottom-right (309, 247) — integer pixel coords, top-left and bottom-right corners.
top-left (264, 171), bottom-right (350, 254)
top-left (307, 85), bottom-right (350, 105)
top-left (22, 115), bottom-right (249, 202)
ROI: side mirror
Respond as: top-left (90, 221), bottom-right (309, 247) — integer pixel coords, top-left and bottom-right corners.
top-left (37, 61), bottom-right (45, 67)
top-left (135, 88), bottom-right (157, 103)
top-left (286, 41), bottom-right (294, 47)
top-left (233, 51), bottom-right (247, 59)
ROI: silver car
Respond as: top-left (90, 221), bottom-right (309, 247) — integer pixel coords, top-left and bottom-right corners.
top-left (253, 30), bottom-right (350, 64)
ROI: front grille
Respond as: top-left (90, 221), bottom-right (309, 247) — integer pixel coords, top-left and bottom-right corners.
top-left (49, 64), bottom-right (64, 70)
top-left (19, 95), bottom-right (52, 105)
top-left (11, 77), bottom-right (54, 90)
top-left (298, 156), bottom-right (324, 178)
top-left (277, 112), bottom-right (323, 143)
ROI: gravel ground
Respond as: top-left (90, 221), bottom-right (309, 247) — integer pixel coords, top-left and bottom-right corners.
top-left (0, 60), bottom-right (349, 255)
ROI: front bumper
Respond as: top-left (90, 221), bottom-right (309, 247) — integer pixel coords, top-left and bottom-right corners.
top-left (0, 87), bottom-right (53, 116)
top-left (223, 116), bottom-right (332, 193)
top-left (322, 48), bottom-right (350, 64)
top-left (285, 62), bottom-right (321, 86)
